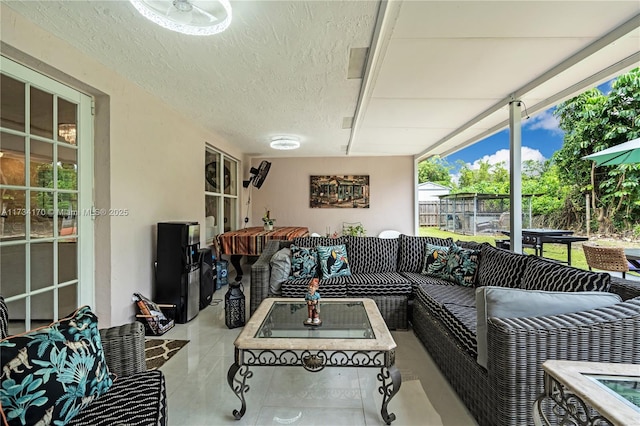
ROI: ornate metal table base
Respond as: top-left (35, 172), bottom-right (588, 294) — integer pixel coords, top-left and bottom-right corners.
top-left (226, 363), bottom-right (251, 420)
top-left (378, 365), bottom-right (401, 424)
top-left (227, 348), bottom-right (402, 424)
top-left (533, 373), bottom-right (611, 426)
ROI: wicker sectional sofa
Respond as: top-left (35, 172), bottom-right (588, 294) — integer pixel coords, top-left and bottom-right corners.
top-left (250, 235), bottom-right (640, 425)
top-left (251, 235), bottom-right (417, 329)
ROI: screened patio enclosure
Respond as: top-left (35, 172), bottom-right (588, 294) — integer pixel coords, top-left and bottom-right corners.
top-left (438, 193), bottom-right (536, 236)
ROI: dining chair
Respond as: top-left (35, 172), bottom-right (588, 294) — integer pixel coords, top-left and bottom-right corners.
top-left (378, 230), bottom-right (401, 238)
top-left (582, 243), bottom-right (636, 278)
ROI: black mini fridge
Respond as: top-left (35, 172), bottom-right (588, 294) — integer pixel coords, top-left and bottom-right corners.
top-left (156, 222), bottom-right (200, 323)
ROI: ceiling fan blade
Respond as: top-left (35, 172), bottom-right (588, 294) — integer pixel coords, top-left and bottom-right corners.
top-left (189, 2), bottom-right (221, 23)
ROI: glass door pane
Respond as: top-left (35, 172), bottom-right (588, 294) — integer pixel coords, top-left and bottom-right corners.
top-left (30, 86), bottom-right (53, 139)
top-left (0, 132), bottom-right (26, 186)
top-left (57, 98), bottom-right (77, 145)
top-left (1, 74), bottom-right (25, 132)
top-left (1, 244), bottom-right (25, 298)
top-left (5, 298), bottom-right (26, 335)
top-left (30, 242), bottom-right (54, 291)
top-left (1, 57), bottom-right (92, 330)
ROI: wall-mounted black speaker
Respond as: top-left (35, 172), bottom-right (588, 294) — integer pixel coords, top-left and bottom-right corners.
top-left (199, 248), bottom-right (215, 310)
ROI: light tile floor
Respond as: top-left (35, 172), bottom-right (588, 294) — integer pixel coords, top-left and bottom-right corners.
top-left (158, 292), bottom-right (477, 426)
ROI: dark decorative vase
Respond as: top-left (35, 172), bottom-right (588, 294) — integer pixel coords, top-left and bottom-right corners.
top-left (225, 281), bottom-right (245, 329)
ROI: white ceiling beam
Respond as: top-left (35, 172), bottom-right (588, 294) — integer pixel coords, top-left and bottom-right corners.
top-left (436, 50), bottom-right (640, 160)
top-left (346, 0), bottom-right (400, 156)
top-left (415, 12), bottom-right (640, 162)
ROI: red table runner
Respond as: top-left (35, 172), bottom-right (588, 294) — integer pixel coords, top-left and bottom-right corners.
top-left (218, 226), bottom-right (309, 256)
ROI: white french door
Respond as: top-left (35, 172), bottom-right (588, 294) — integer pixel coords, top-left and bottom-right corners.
top-left (0, 56), bottom-right (94, 334)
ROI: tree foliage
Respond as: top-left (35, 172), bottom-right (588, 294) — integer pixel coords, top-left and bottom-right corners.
top-left (454, 159), bottom-right (568, 217)
top-left (457, 160), bottom-right (509, 193)
top-left (553, 67), bottom-right (640, 233)
top-left (418, 156), bottom-right (453, 187)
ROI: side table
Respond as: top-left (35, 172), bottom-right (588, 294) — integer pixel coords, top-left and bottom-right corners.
top-left (533, 360), bottom-right (640, 426)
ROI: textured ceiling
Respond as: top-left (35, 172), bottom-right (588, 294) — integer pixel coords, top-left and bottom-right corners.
top-left (3, 0), bottom-right (640, 160)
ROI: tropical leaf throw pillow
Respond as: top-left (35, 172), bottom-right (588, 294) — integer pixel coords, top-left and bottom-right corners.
top-left (317, 244), bottom-right (352, 279)
top-left (421, 243), bottom-right (450, 279)
top-left (289, 245), bottom-right (319, 279)
top-left (0, 306), bottom-right (114, 426)
top-left (447, 244), bottom-right (481, 287)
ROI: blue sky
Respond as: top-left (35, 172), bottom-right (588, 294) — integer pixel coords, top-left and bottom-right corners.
top-left (444, 80), bottom-right (615, 171)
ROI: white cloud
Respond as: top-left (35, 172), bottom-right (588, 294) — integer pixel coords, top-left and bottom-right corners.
top-left (469, 147), bottom-right (545, 170)
top-left (524, 110), bottom-right (563, 135)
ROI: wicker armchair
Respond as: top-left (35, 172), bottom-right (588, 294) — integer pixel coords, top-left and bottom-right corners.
top-left (0, 300), bottom-right (166, 425)
top-left (582, 243), bottom-right (631, 278)
top-left (99, 321), bottom-right (147, 377)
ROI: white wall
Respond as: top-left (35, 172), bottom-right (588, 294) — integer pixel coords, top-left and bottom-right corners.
top-left (1, 5), bottom-right (245, 326)
top-left (248, 157), bottom-right (415, 237)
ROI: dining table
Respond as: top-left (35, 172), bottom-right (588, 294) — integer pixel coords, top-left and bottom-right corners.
top-left (217, 226), bottom-right (309, 281)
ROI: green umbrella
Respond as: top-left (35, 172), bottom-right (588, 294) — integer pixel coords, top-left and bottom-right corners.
top-left (583, 138), bottom-right (640, 166)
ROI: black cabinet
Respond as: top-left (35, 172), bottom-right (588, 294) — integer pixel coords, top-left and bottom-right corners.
top-left (156, 222), bottom-right (200, 323)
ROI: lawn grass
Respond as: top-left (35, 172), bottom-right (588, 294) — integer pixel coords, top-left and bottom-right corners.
top-left (418, 227), bottom-right (590, 270)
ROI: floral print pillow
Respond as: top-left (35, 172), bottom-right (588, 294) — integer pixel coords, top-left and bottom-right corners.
top-left (0, 306), bottom-right (114, 425)
top-left (289, 245), bottom-right (319, 279)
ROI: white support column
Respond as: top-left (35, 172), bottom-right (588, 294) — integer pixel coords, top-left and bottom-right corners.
top-left (509, 100), bottom-right (523, 253)
top-left (413, 157), bottom-right (419, 235)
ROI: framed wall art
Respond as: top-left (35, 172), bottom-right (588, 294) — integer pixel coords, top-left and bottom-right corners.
top-left (310, 175), bottom-right (369, 208)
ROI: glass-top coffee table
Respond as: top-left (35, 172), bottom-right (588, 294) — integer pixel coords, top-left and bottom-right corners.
top-left (227, 298), bottom-right (401, 424)
top-left (533, 360), bottom-right (640, 425)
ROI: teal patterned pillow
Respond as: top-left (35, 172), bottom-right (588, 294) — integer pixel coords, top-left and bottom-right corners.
top-left (317, 244), bottom-right (352, 279)
top-left (421, 243), bottom-right (450, 279)
top-left (447, 244), bottom-right (480, 287)
top-left (289, 245), bottom-right (318, 279)
top-left (0, 306), bottom-right (114, 426)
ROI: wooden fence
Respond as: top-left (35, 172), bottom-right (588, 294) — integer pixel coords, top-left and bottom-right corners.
top-left (419, 201), bottom-right (440, 226)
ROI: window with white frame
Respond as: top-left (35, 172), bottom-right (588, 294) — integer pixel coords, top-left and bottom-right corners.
top-left (205, 146), bottom-right (238, 244)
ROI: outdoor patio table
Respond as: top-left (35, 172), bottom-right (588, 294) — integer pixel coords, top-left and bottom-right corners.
top-left (501, 229), bottom-right (585, 265)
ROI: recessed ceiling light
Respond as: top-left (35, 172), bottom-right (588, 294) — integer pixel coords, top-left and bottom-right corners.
top-left (270, 137), bottom-right (300, 150)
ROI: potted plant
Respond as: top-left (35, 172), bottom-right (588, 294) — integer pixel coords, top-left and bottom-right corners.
top-left (343, 223), bottom-right (366, 237)
top-left (262, 209), bottom-right (275, 231)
